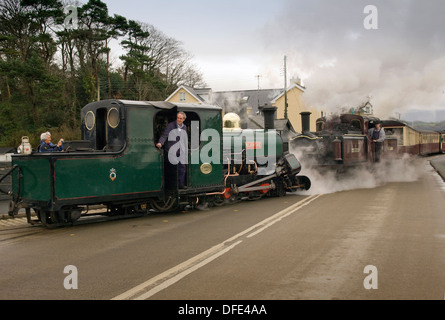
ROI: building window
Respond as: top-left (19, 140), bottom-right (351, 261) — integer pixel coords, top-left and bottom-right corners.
top-left (180, 92), bottom-right (186, 102)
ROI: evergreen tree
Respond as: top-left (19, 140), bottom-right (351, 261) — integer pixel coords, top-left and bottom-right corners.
top-left (0, 0), bottom-right (206, 147)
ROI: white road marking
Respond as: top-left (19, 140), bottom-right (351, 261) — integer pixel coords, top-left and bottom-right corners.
top-left (134, 240), bottom-right (243, 300)
top-left (112, 194), bottom-right (322, 300)
top-left (247, 194), bottom-right (322, 238)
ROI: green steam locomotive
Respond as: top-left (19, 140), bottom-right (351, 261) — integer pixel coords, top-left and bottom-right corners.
top-left (6, 100), bottom-right (310, 227)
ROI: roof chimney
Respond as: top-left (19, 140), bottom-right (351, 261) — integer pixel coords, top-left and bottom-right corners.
top-left (258, 104), bottom-right (277, 130)
top-left (300, 112), bottom-right (312, 133)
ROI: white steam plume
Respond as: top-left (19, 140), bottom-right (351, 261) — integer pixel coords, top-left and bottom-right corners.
top-left (292, 144), bottom-right (425, 195)
top-left (260, 0), bottom-right (445, 119)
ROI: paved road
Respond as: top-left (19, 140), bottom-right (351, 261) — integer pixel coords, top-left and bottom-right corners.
top-left (1, 158), bottom-right (445, 300)
top-left (431, 155), bottom-right (445, 181)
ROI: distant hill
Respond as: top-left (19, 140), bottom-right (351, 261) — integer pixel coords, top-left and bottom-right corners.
top-left (401, 109), bottom-right (445, 123)
top-left (409, 120), bottom-right (445, 132)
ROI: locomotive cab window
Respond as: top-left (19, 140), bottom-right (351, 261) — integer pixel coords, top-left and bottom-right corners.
top-left (316, 121), bottom-right (325, 132)
top-left (81, 105), bottom-right (125, 152)
top-left (107, 107), bottom-right (120, 128)
top-left (85, 111), bottom-right (95, 131)
top-left (350, 119), bottom-right (362, 132)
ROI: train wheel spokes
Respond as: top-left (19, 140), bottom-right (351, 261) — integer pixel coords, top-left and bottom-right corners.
top-left (150, 197), bottom-right (178, 212)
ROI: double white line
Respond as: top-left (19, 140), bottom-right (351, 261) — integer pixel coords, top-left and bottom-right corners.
top-left (112, 194), bottom-right (322, 300)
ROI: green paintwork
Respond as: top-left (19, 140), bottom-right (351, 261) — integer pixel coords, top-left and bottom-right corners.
top-left (54, 107), bottom-right (163, 200)
top-left (11, 158), bottom-right (52, 202)
top-left (223, 129), bottom-right (284, 160)
top-left (187, 109), bottom-right (224, 188)
top-left (11, 102), bottom-right (225, 208)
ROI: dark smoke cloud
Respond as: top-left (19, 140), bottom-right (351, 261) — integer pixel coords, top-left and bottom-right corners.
top-left (260, 0), bottom-right (445, 119)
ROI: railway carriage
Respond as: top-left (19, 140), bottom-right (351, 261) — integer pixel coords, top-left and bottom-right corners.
top-left (382, 120), bottom-right (443, 156)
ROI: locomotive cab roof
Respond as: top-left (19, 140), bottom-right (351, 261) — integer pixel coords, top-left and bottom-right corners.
top-left (314, 113), bottom-right (382, 134)
top-left (80, 99), bottom-right (222, 153)
top-left (82, 99), bottom-right (222, 113)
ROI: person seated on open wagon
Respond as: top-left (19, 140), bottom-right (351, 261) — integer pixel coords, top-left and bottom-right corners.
top-left (38, 132), bottom-right (64, 152)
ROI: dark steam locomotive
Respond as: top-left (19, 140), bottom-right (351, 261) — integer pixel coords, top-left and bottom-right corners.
top-left (291, 111), bottom-right (445, 170)
top-left (291, 112), bottom-right (398, 169)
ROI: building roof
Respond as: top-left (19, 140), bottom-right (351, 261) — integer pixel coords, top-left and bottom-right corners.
top-left (213, 89), bottom-right (283, 114)
top-left (270, 82), bottom-right (306, 103)
top-left (193, 87), bottom-right (212, 97)
top-left (165, 85), bottom-right (210, 103)
top-left (166, 83), bottom-right (306, 115)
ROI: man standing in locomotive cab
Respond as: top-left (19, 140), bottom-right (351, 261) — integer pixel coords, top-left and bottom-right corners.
top-left (156, 112), bottom-right (188, 189)
top-left (369, 120), bottom-right (386, 163)
top-left (38, 132), bottom-right (64, 152)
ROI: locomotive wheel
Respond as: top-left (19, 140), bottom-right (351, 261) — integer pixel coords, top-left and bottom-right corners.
top-left (275, 182), bottom-right (287, 197)
top-left (212, 196), bottom-right (225, 207)
top-left (150, 197), bottom-right (178, 212)
top-left (294, 175), bottom-right (311, 191)
top-left (66, 209), bottom-right (82, 223)
top-left (226, 194), bottom-right (241, 204)
top-left (248, 191), bottom-right (263, 201)
top-left (38, 210), bottom-right (61, 228)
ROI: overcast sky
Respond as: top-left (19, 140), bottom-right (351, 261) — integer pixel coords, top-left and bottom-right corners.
top-left (104, 0), bottom-right (445, 121)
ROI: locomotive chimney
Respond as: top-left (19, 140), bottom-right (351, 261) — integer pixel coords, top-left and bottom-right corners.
top-left (259, 104), bottom-right (277, 130)
top-left (300, 112), bottom-right (312, 133)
